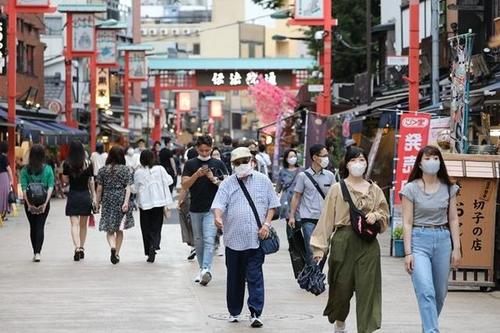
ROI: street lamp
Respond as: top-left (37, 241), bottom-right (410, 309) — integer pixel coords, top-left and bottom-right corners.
top-left (271, 34), bottom-right (310, 41)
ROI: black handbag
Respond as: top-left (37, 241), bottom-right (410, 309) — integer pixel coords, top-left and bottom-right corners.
top-left (27, 183), bottom-right (48, 207)
top-left (8, 187), bottom-right (16, 204)
top-left (339, 179), bottom-right (380, 242)
top-left (237, 178), bottom-right (280, 255)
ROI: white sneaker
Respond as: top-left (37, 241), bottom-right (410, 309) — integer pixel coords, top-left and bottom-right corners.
top-left (33, 254), bottom-right (41, 262)
top-left (200, 268), bottom-right (212, 286)
top-left (334, 321), bottom-right (347, 333)
top-left (250, 315), bottom-right (263, 328)
top-left (228, 315), bottom-right (239, 323)
top-left (193, 271), bottom-right (202, 283)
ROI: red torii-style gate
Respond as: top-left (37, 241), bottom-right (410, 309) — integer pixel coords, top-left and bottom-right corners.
top-left (147, 57), bottom-right (314, 141)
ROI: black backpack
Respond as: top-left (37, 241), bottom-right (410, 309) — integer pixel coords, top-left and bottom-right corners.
top-left (221, 150), bottom-right (232, 175)
top-left (26, 166), bottom-right (48, 207)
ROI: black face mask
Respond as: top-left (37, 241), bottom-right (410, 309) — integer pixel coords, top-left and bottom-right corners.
top-left (250, 151), bottom-right (257, 156)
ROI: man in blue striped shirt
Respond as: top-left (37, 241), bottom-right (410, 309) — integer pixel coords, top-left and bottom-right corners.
top-left (212, 147), bottom-right (280, 328)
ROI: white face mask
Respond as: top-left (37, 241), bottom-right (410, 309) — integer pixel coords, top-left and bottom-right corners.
top-left (348, 162), bottom-right (367, 177)
top-left (198, 155), bottom-right (210, 162)
top-left (319, 156), bottom-right (329, 169)
top-left (234, 163), bottom-right (252, 178)
top-left (421, 159), bottom-right (440, 175)
top-left (287, 156), bottom-right (297, 165)
top-left (127, 148), bottom-right (134, 157)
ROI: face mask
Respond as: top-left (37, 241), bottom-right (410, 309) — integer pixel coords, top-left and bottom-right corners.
top-left (198, 155), bottom-right (210, 162)
top-left (421, 159), bottom-right (440, 175)
top-left (287, 157), bottom-right (297, 165)
top-left (319, 156), bottom-right (329, 169)
top-left (234, 163), bottom-right (252, 178)
top-left (349, 162), bottom-right (367, 177)
top-left (127, 149), bottom-right (134, 157)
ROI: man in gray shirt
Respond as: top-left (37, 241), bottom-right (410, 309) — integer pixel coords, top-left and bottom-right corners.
top-left (289, 144), bottom-right (335, 265)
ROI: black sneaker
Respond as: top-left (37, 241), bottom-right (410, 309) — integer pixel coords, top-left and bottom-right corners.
top-left (74, 250), bottom-right (80, 262)
top-left (250, 315), bottom-right (263, 328)
top-left (110, 248), bottom-right (119, 265)
top-left (187, 248), bottom-right (196, 261)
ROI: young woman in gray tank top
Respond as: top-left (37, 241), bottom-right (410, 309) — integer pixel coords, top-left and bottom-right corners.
top-left (400, 145), bottom-right (461, 333)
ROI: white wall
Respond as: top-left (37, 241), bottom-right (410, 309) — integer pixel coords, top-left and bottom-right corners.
top-left (382, 0), bottom-right (432, 55)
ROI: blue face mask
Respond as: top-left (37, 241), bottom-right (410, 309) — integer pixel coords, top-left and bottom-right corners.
top-left (420, 159), bottom-right (440, 175)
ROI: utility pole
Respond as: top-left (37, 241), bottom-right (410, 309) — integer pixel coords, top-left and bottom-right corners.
top-left (431, 0), bottom-right (440, 105)
top-left (366, 0), bottom-right (372, 105)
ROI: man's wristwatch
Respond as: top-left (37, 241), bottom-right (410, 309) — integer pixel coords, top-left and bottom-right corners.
top-left (264, 222), bottom-right (271, 228)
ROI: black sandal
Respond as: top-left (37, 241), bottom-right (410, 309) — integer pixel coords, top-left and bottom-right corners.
top-left (79, 248), bottom-right (84, 259)
top-left (110, 248), bottom-right (118, 264)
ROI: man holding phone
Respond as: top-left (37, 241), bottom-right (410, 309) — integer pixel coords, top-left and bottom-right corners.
top-left (182, 135), bottom-right (228, 286)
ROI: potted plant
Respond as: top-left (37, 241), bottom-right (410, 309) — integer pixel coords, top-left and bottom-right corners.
top-left (392, 225), bottom-right (405, 257)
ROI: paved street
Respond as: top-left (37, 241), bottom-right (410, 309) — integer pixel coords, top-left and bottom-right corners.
top-left (0, 198), bottom-right (499, 333)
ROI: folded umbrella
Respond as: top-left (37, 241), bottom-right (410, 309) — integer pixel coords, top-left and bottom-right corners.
top-left (297, 263), bottom-right (326, 296)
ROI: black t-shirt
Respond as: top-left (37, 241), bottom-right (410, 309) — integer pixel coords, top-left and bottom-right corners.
top-left (0, 154), bottom-right (9, 173)
top-left (182, 157), bottom-right (228, 213)
top-left (186, 147), bottom-right (198, 160)
top-left (159, 148), bottom-right (175, 175)
top-left (63, 161), bottom-right (93, 191)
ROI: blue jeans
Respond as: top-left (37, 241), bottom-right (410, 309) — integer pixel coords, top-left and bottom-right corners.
top-left (190, 211), bottom-right (217, 270)
top-left (411, 227), bottom-right (452, 333)
top-left (225, 247), bottom-right (265, 317)
top-left (301, 220), bottom-right (317, 265)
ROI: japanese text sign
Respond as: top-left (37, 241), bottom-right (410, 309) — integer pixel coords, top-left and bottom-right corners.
top-left (96, 30), bottom-right (117, 65)
top-left (454, 178), bottom-right (496, 268)
top-left (96, 68), bottom-right (110, 108)
top-left (0, 15), bottom-right (5, 75)
top-left (394, 113), bottom-right (431, 204)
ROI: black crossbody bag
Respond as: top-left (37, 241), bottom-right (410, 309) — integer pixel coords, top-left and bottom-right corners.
top-left (303, 171), bottom-right (326, 199)
top-left (237, 178), bottom-right (280, 255)
top-left (339, 180), bottom-right (381, 242)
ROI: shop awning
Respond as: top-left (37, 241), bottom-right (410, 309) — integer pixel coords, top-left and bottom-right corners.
top-left (0, 109), bottom-right (88, 145)
top-left (333, 96), bottom-right (406, 117)
top-left (103, 123), bottom-right (130, 134)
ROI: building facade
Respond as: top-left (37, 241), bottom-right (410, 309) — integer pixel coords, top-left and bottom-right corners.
top-left (0, 2), bottom-right (45, 106)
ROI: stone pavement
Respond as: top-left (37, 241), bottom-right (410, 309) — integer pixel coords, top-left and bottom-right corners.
top-left (0, 198), bottom-right (499, 333)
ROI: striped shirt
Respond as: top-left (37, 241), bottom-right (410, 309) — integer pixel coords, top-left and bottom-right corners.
top-left (211, 171), bottom-right (280, 251)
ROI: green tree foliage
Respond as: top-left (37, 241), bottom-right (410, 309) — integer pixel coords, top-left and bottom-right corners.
top-left (253, 0), bottom-right (380, 83)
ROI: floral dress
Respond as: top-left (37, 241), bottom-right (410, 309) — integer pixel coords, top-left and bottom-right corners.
top-left (276, 167), bottom-right (302, 219)
top-left (96, 164), bottom-right (134, 232)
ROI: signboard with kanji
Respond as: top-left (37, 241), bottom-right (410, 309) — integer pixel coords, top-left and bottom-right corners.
top-left (196, 70), bottom-right (293, 88)
top-left (454, 178), bottom-right (497, 269)
top-left (394, 113), bottom-right (431, 204)
top-left (0, 15), bottom-right (6, 75)
top-left (96, 68), bottom-right (110, 108)
top-left (72, 14), bottom-right (95, 53)
top-left (96, 30), bottom-right (117, 65)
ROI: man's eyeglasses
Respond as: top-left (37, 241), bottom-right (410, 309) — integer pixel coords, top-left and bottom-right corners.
top-left (233, 158), bottom-right (251, 166)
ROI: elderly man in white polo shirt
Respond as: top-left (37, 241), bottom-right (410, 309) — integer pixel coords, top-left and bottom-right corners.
top-left (212, 147), bottom-right (280, 328)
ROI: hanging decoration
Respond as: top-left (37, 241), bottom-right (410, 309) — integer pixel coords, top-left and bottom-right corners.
top-left (449, 32), bottom-right (474, 154)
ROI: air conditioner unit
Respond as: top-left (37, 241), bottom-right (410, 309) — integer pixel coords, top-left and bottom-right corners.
top-left (172, 28), bottom-right (180, 36)
top-left (160, 28), bottom-right (169, 36)
top-left (183, 28), bottom-right (191, 36)
top-left (141, 28), bottom-right (148, 36)
top-left (149, 28), bottom-right (157, 36)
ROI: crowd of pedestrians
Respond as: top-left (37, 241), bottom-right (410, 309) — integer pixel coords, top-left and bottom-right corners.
top-left (5, 134), bottom-right (464, 332)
